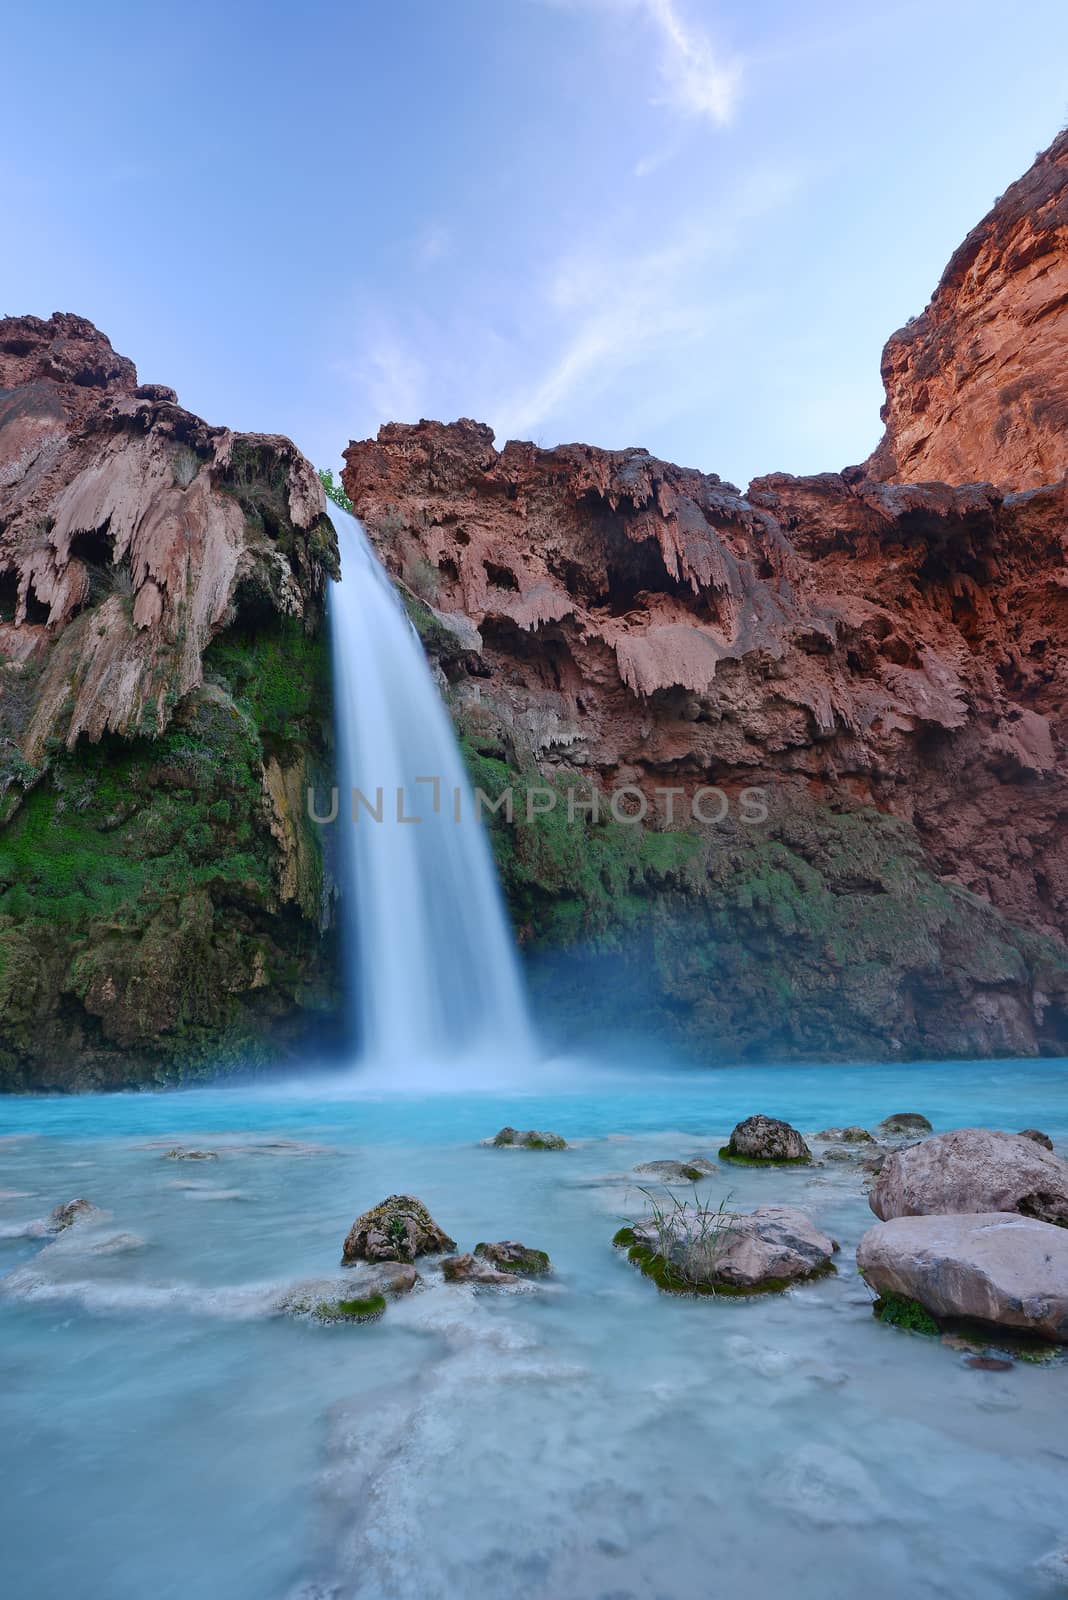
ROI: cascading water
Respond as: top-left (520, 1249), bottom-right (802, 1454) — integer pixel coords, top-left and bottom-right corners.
top-left (326, 503), bottom-right (532, 1071)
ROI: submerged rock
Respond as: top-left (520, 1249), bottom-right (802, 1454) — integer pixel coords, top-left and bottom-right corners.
top-left (720, 1116), bottom-right (812, 1166)
top-left (633, 1159), bottom-right (716, 1182)
top-left (870, 1127), bottom-right (1068, 1226)
top-left (280, 1262), bottom-right (417, 1322)
top-left (814, 1127), bottom-right (874, 1144)
top-left (441, 1253), bottom-right (516, 1285)
top-left (341, 1195), bottom-right (457, 1264)
top-left (163, 1148), bottom-right (219, 1161)
top-left (49, 1199), bottom-right (102, 1232)
top-left (489, 1127), bottom-right (567, 1150)
top-left (474, 1240), bottom-right (551, 1276)
top-left (1019, 1129), bottom-right (1055, 1152)
top-left (857, 1212), bottom-right (1068, 1342)
top-left (616, 1203), bottom-right (837, 1295)
top-left (876, 1113), bottom-right (933, 1137)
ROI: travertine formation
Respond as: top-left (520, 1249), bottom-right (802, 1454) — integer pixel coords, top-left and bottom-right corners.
top-left (0, 314), bottom-right (339, 1087)
top-left (870, 1127), bottom-right (1068, 1227)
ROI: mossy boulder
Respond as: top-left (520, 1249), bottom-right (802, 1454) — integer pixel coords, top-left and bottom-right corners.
top-left (877, 1113), bottom-right (934, 1137)
top-left (489, 1126), bottom-right (567, 1150)
top-left (720, 1115), bottom-right (812, 1166)
top-left (342, 1195), bottom-right (457, 1264)
top-left (615, 1203), bottom-right (838, 1297)
top-left (474, 1240), bottom-right (551, 1276)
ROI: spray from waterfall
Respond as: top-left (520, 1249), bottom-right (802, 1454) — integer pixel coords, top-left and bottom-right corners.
top-left (327, 504), bottom-right (533, 1074)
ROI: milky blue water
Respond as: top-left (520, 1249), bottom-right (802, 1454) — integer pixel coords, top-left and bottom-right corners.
top-left (2, 1057), bottom-right (1067, 1600)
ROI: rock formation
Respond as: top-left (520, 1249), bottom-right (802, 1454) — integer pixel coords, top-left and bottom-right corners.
top-left (867, 131), bottom-right (1068, 489)
top-left (0, 314), bottom-right (340, 1088)
top-left (342, 131), bottom-right (1068, 1063)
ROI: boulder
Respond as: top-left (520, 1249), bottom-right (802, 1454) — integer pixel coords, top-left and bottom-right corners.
top-left (474, 1240), bottom-right (551, 1276)
top-left (870, 1127), bottom-right (1068, 1227)
top-left (720, 1115), bottom-right (812, 1165)
top-left (814, 1127), bottom-right (874, 1144)
top-left (341, 1195), bottom-right (457, 1264)
top-left (49, 1199), bottom-right (102, 1232)
top-left (633, 1159), bottom-right (716, 1182)
top-left (857, 1212), bottom-right (1068, 1342)
top-left (489, 1127), bottom-right (567, 1150)
top-left (1019, 1129), bottom-right (1055, 1153)
top-left (876, 1113), bottom-right (933, 1136)
top-left (617, 1203), bottom-right (837, 1295)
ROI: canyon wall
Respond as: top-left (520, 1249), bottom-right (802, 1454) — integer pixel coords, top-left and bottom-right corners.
top-left (868, 129), bottom-right (1068, 489)
top-left (0, 315), bottom-right (340, 1088)
top-left (343, 132), bottom-right (1068, 1062)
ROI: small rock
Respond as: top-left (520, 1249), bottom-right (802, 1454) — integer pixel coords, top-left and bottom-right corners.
top-left (441, 1252), bottom-right (516, 1285)
top-left (814, 1127), bottom-right (874, 1144)
top-left (633, 1159), bottom-right (715, 1182)
top-left (341, 1195), bottom-right (456, 1264)
top-left (1019, 1128), bottom-right (1055, 1152)
top-left (720, 1115), bottom-right (812, 1166)
top-left (474, 1240), bottom-right (551, 1276)
top-left (965, 1355), bottom-right (1014, 1371)
top-left (876, 1113), bottom-right (933, 1136)
top-left (163, 1148), bottom-right (219, 1161)
top-left (870, 1127), bottom-right (1068, 1226)
top-left (489, 1126), bottom-right (567, 1150)
top-left (49, 1199), bottom-right (102, 1232)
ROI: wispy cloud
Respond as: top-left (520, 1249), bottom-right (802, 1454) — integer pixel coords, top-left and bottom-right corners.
top-left (414, 223), bottom-right (453, 266)
top-left (542, 0), bottom-right (742, 125)
top-left (643, 0), bottom-right (741, 124)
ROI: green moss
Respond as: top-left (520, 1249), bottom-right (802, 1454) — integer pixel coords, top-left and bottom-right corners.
top-left (474, 1243), bottom-right (551, 1275)
top-left (315, 1293), bottom-right (387, 1323)
top-left (717, 1147), bottom-right (812, 1167)
top-left (873, 1292), bottom-right (940, 1336)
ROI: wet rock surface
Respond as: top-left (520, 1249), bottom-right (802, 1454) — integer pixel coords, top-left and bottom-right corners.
top-left (474, 1240), bottom-right (552, 1276)
top-left (48, 1198), bottom-right (102, 1232)
top-left (633, 1158), bottom-right (716, 1182)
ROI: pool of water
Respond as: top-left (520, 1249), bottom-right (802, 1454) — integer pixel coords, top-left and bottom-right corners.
top-left (2, 1057), bottom-right (1067, 1600)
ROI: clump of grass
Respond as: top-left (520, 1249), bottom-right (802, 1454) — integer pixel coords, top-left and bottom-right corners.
top-left (616, 1185), bottom-right (738, 1295)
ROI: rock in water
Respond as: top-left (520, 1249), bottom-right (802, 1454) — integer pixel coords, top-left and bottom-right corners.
top-left (342, 1195), bottom-right (457, 1264)
top-left (857, 1213), bottom-right (1068, 1342)
top-left (49, 1199), bottom-right (102, 1232)
top-left (489, 1127), bottom-right (567, 1150)
top-left (474, 1241), bottom-right (551, 1276)
top-left (617, 1204), bottom-right (837, 1295)
top-left (720, 1115), bottom-right (812, 1165)
top-left (1019, 1129), bottom-right (1055, 1152)
top-left (870, 1128), bottom-right (1068, 1226)
top-left (280, 1263), bottom-right (418, 1321)
top-left (815, 1127), bottom-right (874, 1144)
top-left (633, 1159), bottom-right (716, 1182)
top-left (876, 1113), bottom-right (933, 1137)
top-left (441, 1253), bottom-right (516, 1285)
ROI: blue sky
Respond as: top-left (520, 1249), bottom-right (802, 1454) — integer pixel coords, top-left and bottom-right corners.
top-left (2, 0), bottom-right (1066, 488)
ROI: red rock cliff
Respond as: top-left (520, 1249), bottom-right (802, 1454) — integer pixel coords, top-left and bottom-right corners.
top-left (868, 131), bottom-right (1068, 489)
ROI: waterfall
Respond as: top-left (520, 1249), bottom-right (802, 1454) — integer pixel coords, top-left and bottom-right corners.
top-left (326, 503), bottom-right (533, 1070)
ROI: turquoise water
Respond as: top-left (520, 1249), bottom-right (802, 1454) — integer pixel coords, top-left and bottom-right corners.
top-left (2, 1057), bottom-right (1067, 1600)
